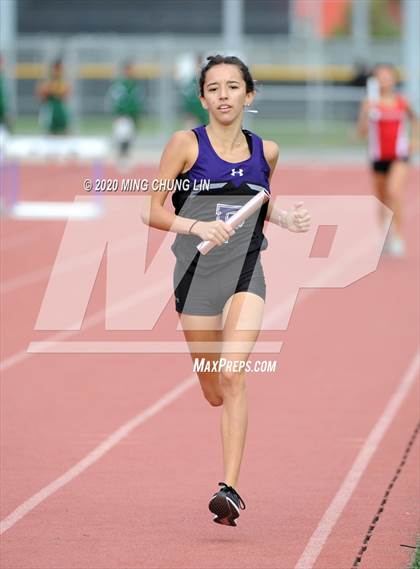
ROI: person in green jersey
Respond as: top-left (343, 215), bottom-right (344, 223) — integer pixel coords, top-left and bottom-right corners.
top-left (37, 59), bottom-right (71, 135)
top-left (181, 54), bottom-right (208, 128)
top-left (0, 53), bottom-right (12, 132)
top-left (108, 61), bottom-right (143, 157)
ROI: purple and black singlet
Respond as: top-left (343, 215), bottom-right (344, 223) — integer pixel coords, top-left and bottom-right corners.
top-left (171, 125), bottom-right (271, 275)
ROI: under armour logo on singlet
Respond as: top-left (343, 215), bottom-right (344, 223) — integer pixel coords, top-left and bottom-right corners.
top-left (230, 168), bottom-right (244, 177)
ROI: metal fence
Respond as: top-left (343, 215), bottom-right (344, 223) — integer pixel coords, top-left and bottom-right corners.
top-left (5, 34), bottom-right (406, 140)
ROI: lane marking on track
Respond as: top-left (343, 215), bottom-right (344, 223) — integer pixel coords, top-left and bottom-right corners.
top-left (0, 374), bottom-right (197, 535)
top-left (0, 195), bottom-right (396, 370)
top-left (0, 277), bottom-right (169, 373)
top-left (2, 264), bottom-right (57, 295)
top-left (0, 230), bottom-right (41, 252)
top-left (1, 225), bottom-right (414, 534)
top-left (0, 189), bottom-right (418, 366)
top-left (3, 189), bottom-right (419, 370)
top-left (27, 340), bottom-right (283, 354)
top-left (293, 350), bottom-right (420, 569)
top-left (0, 193), bottom-right (418, 534)
top-left (1, 233), bottom-right (147, 296)
top-left (0, 233), bottom-right (361, 531)
top-left (1, 212), bottom-right (382, 371)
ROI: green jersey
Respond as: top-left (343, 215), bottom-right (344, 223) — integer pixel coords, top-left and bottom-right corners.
top-left (39, 79), bottom-right (70, 134)
top-left (181, 77), bottom-right (208, 125)
top-left (40, 95), bottom-right (69, 133)
top-left (0, 73), bottom-right (6, 125)
top-left (109, 78), bottom-right (142, 123)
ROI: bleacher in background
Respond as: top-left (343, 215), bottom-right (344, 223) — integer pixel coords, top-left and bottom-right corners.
top-left (3, 0), bottom-right (410, 143)
top-left (17, 0), bottom-right (290, 35)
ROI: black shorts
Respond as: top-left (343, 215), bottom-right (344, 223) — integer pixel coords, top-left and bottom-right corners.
top-left (173, 251), bottom-right (266, 316)
top-left (371, 156), bottom-right (409, 174)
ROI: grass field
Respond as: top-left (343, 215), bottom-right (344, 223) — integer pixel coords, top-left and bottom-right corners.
top-left (13, 115), bottom-right (364, 149)
top-left (410, 543), bottom-right (420, 569)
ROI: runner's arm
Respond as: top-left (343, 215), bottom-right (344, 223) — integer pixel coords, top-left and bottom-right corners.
top-left (263, 140), bottom-right (311, 231)
top-left (263, 139), bottom-right (283, 225)
top-left (406, 102), bottom-right (419, 153)
top-left (357, 99), bottom-right (370, 138)
top-left (141, 131), bottom-right (233, 244)
top-left (141, 131), bottom-right (200, 235)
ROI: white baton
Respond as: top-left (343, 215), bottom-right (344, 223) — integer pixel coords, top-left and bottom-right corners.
top-left (197, 189), bottom-right (270, 255)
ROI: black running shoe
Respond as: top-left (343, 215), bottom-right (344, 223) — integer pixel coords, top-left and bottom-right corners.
top-left (209, 482), bottom-right (246, 526)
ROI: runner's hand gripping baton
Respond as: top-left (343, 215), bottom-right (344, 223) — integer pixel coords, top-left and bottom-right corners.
top-left (197, 189), bottom-right (270, 255)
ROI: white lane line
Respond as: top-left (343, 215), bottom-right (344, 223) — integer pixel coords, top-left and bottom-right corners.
top-left (0, 195), bottom-right (379, 370)
top-left (0, 230), bottom-right (40, 252)
top-left (2, 190), bottom-right (415, 371)
top-left (0, 197), bottom-right (418, 532)
top-left (1, 233), bottom-right (141, 296)
top-left (294, 350), bottom-right (420, 569)
top-left (0, 374), bottom-right (197, 535)
top-left (27, 340), bottom-right (283, 354)
top-left (0, 264), bottom-right (314, 532)
top-left (4, 221), bottom-right (376, 371)
top-left (2, 191), bottom-right (418, 361)
top-left (0, 277), bottom-right (169, 373)
top-left (2, 264), bottom-right (58, 295)
top-left (1, 242), bottom-right (417, 535)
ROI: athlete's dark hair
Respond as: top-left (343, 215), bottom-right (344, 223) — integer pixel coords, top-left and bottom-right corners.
top-left (199, 55), bottom-right (255, 96)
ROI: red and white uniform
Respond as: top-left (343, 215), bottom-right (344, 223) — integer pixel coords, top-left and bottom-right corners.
top-left (368, 95), bottom-right (409, 161)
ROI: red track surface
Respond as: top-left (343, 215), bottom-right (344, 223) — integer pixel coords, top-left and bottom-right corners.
top-left (1, 163), bottom-right (419, 569)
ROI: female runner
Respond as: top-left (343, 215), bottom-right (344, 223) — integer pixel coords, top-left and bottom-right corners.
top-left (357, 63), bottom-right (418, 257)
top-left (144, 55), bottom-right (311, 526)
top-left (36, 59), bottom-right (71, 135)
